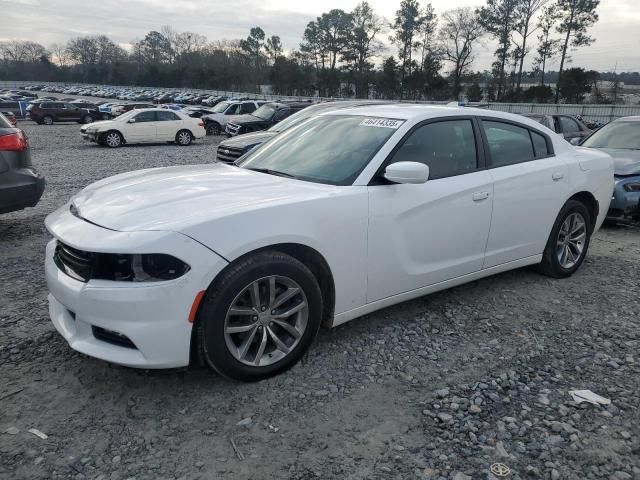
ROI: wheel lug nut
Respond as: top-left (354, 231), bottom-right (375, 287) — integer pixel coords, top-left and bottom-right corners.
top-left (271, 310), bottom-right (276, 315)
top-left (261, 306), bottom-right (266, 311)
top-left (252, 316), bottom-right (258, 321)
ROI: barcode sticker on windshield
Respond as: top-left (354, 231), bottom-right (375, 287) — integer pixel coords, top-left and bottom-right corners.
top-left (360, 118), bottom-right (403, 129)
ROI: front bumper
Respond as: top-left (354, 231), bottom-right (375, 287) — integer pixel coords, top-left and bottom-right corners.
top-left (45, 205), bottom-right (228, 368)
top-left (608, 176), bottom-right (640, 219)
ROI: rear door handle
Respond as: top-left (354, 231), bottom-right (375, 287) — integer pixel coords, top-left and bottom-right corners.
top-left (552, 172), bottom-right (565, 181)
top-left (472, 191), bottom-right (490, 202)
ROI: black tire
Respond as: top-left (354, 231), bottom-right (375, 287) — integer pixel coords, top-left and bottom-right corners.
top-left (538, 199), bottom-right (592, 278)
top-left (42, 115), bottom-right (53, 125)
top-left (82, 115), bottom-right (94, 124)
top-left (175, 129), bottom-right (193, 146)
top-left (206, 122), bottom-right (221, 135)
top-left (102, 130), bottom-right (123, 148)
top-left (196, 251), bottom-right (323, 381)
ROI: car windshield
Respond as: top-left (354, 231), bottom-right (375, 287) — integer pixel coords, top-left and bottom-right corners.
top-left (237, 115), bottom-right (403, 186)
top-left (268, 106), bottom-right (318, 132)
top-left (116, 110), bottom-right (138, 122)
top-left (213, 102), bottom-right (230, 113)
top-left (582, 122), bottom-right (640, 150)
top-left (253, 105), bottom-right (277, 121)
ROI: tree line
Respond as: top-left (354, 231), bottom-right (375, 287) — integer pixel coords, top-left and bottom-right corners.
top-left (0, 0), bottom-right (616, 103)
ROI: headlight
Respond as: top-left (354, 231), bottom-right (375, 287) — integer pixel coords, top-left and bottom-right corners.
top-left (623, 183), bottom-right (640, 192)
top-left (93, 253), bottom-right (191, 282)
top-left (54, 242), bottom-right (190, 283)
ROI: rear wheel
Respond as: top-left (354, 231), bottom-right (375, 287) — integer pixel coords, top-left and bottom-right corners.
top-left (42, 116), bottom-right (53, 125)
top-left (538, 200), bottom-right (592, 278)
top-left (197, 251), bottom-right (322, 381)
top-left (103, 130), bottom-right (123, 148)
top-left (82, 115), bottom-right (94, 124)
top-left (175, 129), bottom-right (193, 146)
top-left (206, 122), bottom-right (221, 135)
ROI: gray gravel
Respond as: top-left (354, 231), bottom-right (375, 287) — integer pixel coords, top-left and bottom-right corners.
top-left (1, 120), bottom-right (639, 480)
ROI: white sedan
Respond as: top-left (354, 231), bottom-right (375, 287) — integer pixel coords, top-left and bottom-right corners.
top-left (80, 108), bottom-right (206, 147)
top-left (46, 105), bottom-right (613, 380)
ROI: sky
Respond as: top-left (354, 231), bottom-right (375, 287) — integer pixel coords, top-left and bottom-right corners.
top-left (1, 0), bottom-right (639, 72)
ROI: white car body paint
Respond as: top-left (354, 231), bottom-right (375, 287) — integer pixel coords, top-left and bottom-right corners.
top-left (80, 108), bottom-right (205, 145)
top-left (46, 105), bottom-right (614, 368)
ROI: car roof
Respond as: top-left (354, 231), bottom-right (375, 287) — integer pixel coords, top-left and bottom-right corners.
top-left (613, 116), bottom-right (640, 122)
top-left (322, 104), bottom-right (559, 131)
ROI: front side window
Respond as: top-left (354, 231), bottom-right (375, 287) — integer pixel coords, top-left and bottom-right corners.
top-left (238, 115), bottom-right (402, 185)
top-left (389, 120), bottom-right (478, 180)
top-left (274, 109), bottom-right (292, 122)
top-left (483, 121), bottom-right (535, 167)
top-left (559, 116), bottom-right (581, 134)
top-left (132, 111), bottom-right (156, 123)
top-left (253, 105), bottom-right (277, 121)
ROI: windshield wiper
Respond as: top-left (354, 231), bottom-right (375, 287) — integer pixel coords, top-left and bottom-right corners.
top-left (245, 167), bottom-right (297, 179)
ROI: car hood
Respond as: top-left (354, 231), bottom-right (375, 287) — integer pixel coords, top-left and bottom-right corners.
top-left (71, 163), bottom-right (335, 232)
top-left (81, 120), bottom-right (115, 131)
top-left (597, 148), bottom-right (640, 176)
top-left (227, 114), bottom-right (268, 125)
top-left (219, 131), bottom-right (277, 149)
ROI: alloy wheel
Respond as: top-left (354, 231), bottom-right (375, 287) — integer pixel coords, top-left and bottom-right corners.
top-left (556, 212), bottom-right (587, 269)
top-left (224, 275), bottom-right (309, 367)
top-left (178, 131), bottom-right (191, 145)
top-left (105, 132), bottom-right (121, 147)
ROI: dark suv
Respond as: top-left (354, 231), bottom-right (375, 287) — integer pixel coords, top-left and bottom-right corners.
top-left (0, 113), bottom-right (45, 214)
top-left (224, 102), bottom-right (311, 136)
top-left (27, 101), bottom-right (96, 125)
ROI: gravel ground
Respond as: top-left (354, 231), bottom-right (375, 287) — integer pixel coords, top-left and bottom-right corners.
top-left (1, 118), bottom-right (639, 480)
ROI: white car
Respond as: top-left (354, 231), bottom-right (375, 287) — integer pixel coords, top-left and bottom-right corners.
top-left (202, 100), bottom-right (265, 135)
top-left (46, 105), bottom-right (613, 380)
top-left (80, 108), bottom-right (206, 147)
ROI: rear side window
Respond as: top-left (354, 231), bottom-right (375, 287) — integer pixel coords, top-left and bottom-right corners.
top-left (43, 102), bottom-right (63, 109)
top-left (157, 111), bottom-right (179, 121)
top-left (559, 116), bottom-right (581, 134)
top-left (240, 103), bottom-right (256, 114)
top-left (482, 121), bottom-right (535, 167)
top-left (389, 119), bottom-right (478, 180)
top-left (0, 102), bottom-right (19, 109)
top-left (531, 130), bottom-right (551, 157)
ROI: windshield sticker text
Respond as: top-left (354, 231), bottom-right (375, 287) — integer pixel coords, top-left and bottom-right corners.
top-left (359, 118), bottom-right (403, 129)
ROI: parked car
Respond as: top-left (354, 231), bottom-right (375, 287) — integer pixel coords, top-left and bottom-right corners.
top-left (45, 105), bottom-right (612, 379)
top-left (80, 108), bottom-right (206, 148)
top-left (202, 100), bottom-right (266, 135)
top-left (0, 113), bottom-right (45, 214)
top-left (0, 100), bottom-right (25, 118)
top-left (580, 116), bottom-right (640, 220)
top-left (217, 100), bottom-right (388, 163)
top-left (181, 107), bottom-right (216, 118)
top-left (524, 114), bottom-right (592, 143)
top-left (224, 102), bottom-right (312, 137)
top-left (28, 101), bottom-right (96, 125)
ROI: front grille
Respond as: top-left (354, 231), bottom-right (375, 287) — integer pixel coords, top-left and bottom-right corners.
top-left (53, 242), bottom-right (93, 282)
top-left (216, 145), bottom-right (246, 163)
top-left (92, 326), bottom-right (137, 349)
top-left (225, 123), bottom-right (241, 136)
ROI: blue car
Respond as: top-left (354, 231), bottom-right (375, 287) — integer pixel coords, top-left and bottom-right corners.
top-left (581, 116), bottom-right (640, 220)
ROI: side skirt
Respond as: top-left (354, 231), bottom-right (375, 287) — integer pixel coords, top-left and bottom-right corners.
top-left (331, 255), bottom-right (542, 327)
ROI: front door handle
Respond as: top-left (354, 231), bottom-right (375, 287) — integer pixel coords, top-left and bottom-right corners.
top-left (472, 191), bottom-right (490, 202)
top-left (552, 172), bottom-right (565, 181)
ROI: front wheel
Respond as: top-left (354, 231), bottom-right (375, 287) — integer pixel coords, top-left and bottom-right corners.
top-left (42, 115), bottom-right (53, 125)
top-left (175, 129), bottom-right (193, 146)
top-left (197, 251), bottom-right (323, 381)
top-left (82, 115), bottom-right (94, 124)
top-left (206, 123), bottom-right (221, 135)
top-left (538, 200), bottom-right (592, 278)
top-left (103, 131), bottom-right (123, 148)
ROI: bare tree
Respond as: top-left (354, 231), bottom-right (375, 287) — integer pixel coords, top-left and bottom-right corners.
top-left (438, 7), bottom-right (484, 97)
top-left (50, 42), bottom-right (69, 66)
top-left (512, 0), bottom-right (548, 92)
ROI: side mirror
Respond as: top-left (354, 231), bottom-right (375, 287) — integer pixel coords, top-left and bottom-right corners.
top-left (569, 137), bottom-right (581, 145)
top-left (127, 118), bottom-right (136, 123)
top-left (383, 162), bottom-right (430, 184)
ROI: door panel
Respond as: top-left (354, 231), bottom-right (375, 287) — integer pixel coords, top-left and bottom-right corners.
top-left (484, 156), bottom-right (569, 267)
top-left (367, 170), bottom-right (494, 302)
top-left (124, 112), bottom-right (157, 142)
